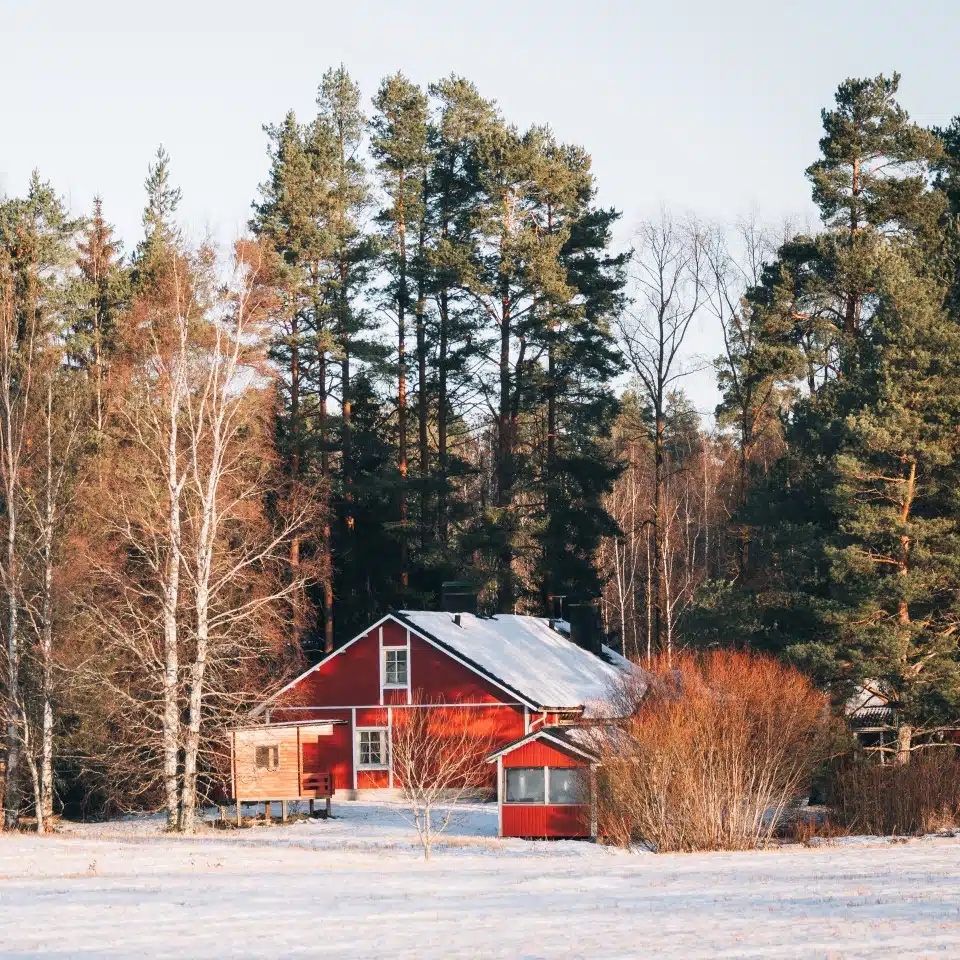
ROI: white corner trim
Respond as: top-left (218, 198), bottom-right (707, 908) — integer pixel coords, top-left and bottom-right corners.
top-left (351, 707), bottom-right (358, 790)
top-left (387, 707), bottom-right (393, 788)
top-left (497, 756), bottom-right (504, 838)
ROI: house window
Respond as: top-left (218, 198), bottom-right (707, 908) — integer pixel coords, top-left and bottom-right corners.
top-left (505, 767), bottom-right (545, 803)
top-left (255, 745), bottom-right (279, 771)
top-left (358, 729), bottom-right (389, 769)
top-left (548, 768), bottom-right (588, 804)
top-left (384, 648), bottom-right (408, 687)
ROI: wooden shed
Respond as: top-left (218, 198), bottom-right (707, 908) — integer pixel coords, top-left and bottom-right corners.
top-left (230, 720), bottom-right (345, 818)
top-left (486, 727), bottom-right (600, 839)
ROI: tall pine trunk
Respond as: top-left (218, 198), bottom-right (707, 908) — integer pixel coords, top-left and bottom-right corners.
top-left (397, 174), bottom-right (409, 591)
top-left (496, 281), bottom-right (513, 612)
top-left (415, 191), bottom-right (429, 555)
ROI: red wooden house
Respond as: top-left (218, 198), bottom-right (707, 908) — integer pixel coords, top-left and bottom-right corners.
top-left (241, 609), bottom-right (629, 797)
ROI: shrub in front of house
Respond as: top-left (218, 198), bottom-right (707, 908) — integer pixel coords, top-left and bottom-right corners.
top-left (595, 650), bottom-right (833, 852)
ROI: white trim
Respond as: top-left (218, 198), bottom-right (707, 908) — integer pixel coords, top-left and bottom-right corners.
top-left (268, 702), bottom-right (521, 711)
top-left (387, 708), bottom-right (394, 788)
top-left (355, 726), bottom-right (390, 771)
top-left (406, 629), bottom-right (412, 705)
top-left (500, 764), bottom-right (590, 807)
top-left (589, 765), bottom-right (598, 839)
top-left (497, 756), bottom-right (503, 838)
top-left (382, 646), bottom-right (408, 690)
top-left (351, 707), bottom-right (358, 790)
top-left (378, 626), bottom-right (384, 706)
top-left (250, 613), bottom-right (543, 718)
top-left (523, 706), bottom-right (530, 733)
top-left (485, 729), bottom-right (600, 764)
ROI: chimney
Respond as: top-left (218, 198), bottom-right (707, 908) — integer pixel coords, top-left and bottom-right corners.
top-left (568, 602), bottom-right (603, 656)
top-left (453, 613), bottom-right (462, 627)
top-left (441, 580), bottom-right (478, 615)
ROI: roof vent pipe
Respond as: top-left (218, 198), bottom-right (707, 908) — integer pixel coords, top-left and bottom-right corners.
top-left (453, 614), bottom-right (462, 627)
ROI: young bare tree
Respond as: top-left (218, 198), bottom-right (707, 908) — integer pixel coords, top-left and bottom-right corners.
top-left (177, 240), bottom-right (316, 833)
top-left (615, 213), bottom-right (710, 659)
top-left (78, 239), bottom-right (315, 830)
top-left (390, 700), bottom-right (496, 860)
top-left (19, 364), bottom-right (83, 832)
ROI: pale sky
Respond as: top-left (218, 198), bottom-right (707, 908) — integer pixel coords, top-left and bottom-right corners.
top-left (3, 0), bottom-right (958, 414)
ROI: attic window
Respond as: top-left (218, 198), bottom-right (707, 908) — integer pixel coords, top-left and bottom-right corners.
top-left (255, 745), bottom-right (279, 771)
top-left (384, 648), bottom-right (408, 687)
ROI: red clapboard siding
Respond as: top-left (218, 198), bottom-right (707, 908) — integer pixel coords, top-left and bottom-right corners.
top-left (276, 628), bottom-right (382, 708)
top-left (502, 804), bottom-right (591, 838)
top-left (407, 634), bottom-right (509, 703)
top-left (502, 739), bottom-right (584, 768)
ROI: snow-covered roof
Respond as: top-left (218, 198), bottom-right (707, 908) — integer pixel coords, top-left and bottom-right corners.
top-left (396, 610), bottom-right (631, 713)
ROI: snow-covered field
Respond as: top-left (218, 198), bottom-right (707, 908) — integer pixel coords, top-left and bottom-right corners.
top-left (2, 800), bottom-right (960, 959)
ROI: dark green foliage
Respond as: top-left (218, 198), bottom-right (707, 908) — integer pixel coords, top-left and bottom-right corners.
top-left (694, 74), bottom-right (960, 746)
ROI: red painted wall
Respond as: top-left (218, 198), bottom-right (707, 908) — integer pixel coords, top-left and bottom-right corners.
top-left (501, 804), bottom-right (591, 838)
top-left (502, 739), bottom-right (584, 768)
top-left (407, 635), bottom-right (508, 703)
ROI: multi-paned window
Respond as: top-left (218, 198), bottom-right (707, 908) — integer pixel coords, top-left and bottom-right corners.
top-left (503, 766), bottom-right (588, 804)
top-left (254, 745), bottom-right (279, 771)
top-left (384, 648), bottom-right (408, 687)
top-left (358, 729), bottom-right (389, 769)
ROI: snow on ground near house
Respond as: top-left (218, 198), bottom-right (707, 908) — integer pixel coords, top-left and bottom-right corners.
top-left (2, 800), bottom-right (960, 959)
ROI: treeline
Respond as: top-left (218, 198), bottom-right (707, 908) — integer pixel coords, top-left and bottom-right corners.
top-left (1, 68), bottom-right (958, 829)
top-left (603, 74), bottom-right (960, 764)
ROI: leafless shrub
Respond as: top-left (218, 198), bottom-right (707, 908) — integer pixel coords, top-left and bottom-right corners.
top-left (828, 750), bottom-right (960, 836)
top-left (596, 650), bottom-right (832, 852)
top-left (390, 699), bottom-right (496, 860)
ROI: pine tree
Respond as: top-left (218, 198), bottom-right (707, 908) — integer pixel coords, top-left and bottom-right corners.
top-left (371, 72), bottom-right (430, 596)
top-left (427, 77), bottom-right (497, 548)
top-left (253, 108), bottom-right (339, 651)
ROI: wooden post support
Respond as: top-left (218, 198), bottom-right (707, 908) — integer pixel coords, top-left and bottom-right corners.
top-left (309, 799), bottom-right (315, 818)
top-left (325, 797), bottom-right (331, 819)
top-left (218, 805), bottom-right (226, 824)
top-left (265, 801), bottom-right (271, 822)
top-left (281, 800), bottom-right (287, 823)
top-left (236, 801), bottom-right (242, 827)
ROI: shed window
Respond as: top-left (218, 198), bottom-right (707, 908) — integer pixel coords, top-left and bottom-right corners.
top-left (505, 767), bottom-right (545, 803)
top-left (255, 745), bottom-right (279, 771)
top-left (548, 768), bottom-right (588, 804)
top-left (384, 648), bottom-right (408, 687)
top-left (358, 729), bottom-right (389, 768)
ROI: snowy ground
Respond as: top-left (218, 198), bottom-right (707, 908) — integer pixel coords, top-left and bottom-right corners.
top-left (2, 800), bottom-right (960, 959)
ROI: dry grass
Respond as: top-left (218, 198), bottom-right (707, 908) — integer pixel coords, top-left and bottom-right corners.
top-left (596, 650), bottom-right (833, 852)
top-left (828, 750), bottom-right (960, 836)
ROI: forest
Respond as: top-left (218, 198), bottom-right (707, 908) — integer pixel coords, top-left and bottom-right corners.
top-left (1, 67), bottom-right (960, 829)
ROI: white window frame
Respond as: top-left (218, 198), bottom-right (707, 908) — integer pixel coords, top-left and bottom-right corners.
top-left (356, 727), bottom-right (390, 770)
top-left (382, 646), bottom-right (408, 688)
top-left (501, 765), bottom-right (589, 806)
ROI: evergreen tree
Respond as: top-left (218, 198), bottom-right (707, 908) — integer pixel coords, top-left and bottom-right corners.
top-left (705, 75), bottom-right (958, 761)
top-left (370, 72), bottom-right (430, 597)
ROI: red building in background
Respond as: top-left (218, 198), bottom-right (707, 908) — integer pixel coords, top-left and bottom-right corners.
top-left (243, 609), bottom-right (628, 800)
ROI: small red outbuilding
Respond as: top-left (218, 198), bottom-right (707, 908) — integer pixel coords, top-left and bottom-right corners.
top-left (487, 727), bottom-right (600, 840)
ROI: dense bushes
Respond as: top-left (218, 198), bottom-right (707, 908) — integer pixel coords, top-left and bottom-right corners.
top-left (596, 650), bottom-right (833, 852)
top-left (828, 751), bottom-right (960, 836)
